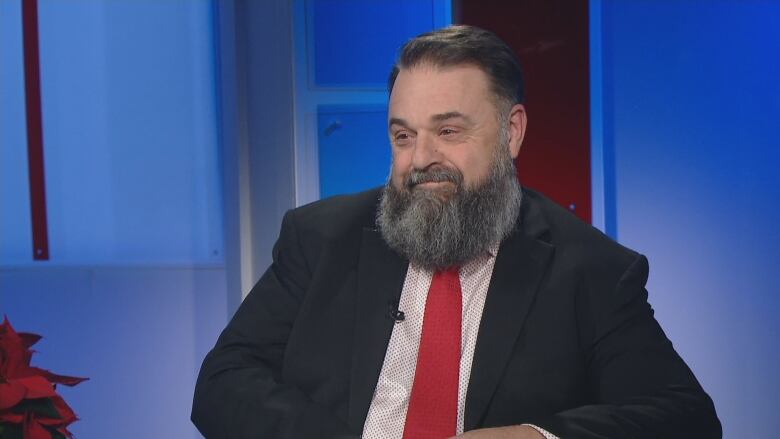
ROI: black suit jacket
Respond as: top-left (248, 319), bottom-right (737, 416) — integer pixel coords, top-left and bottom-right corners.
top-left (192, 187), bottom-right (721, 438)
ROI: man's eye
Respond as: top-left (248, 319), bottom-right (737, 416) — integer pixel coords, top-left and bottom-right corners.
top-left (440, 128), bottom-right (457, 136)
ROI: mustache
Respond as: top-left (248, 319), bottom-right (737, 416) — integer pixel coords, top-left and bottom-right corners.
top-left (405, 166), bottom-right (464, 189)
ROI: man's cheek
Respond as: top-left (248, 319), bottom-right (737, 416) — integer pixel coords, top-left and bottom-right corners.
top-left (390, 172), bottom-right (407, 191)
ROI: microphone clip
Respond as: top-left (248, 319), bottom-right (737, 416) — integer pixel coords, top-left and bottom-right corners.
top-left (387, 301), bottom-right (406, 323)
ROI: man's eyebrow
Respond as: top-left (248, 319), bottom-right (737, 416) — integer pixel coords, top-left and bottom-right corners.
top-left (388, 117), bottom-right (410, 129)
top-left (430, 111), bottom-right (473, 124)
top-left (389, 112), bottom-right (473, 129)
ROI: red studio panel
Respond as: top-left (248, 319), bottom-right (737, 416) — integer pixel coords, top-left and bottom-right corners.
top-left (457, 0), bottom-right (592, 223)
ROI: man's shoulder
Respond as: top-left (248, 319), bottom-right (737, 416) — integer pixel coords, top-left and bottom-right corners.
top-left (521, 187), bottom-right (640, 269)
top-left (286, 186), bottom-right (383, 239)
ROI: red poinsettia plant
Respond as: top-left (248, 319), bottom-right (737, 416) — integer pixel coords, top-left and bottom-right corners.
top-left (0, 316), bottom-right (87, 439)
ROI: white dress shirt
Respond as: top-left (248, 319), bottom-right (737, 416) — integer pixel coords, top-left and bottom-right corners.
top-left (361, 245), bottom-right (558, 439)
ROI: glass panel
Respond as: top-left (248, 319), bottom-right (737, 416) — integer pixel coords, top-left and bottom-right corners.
top-left (318, 105), bottom-right (390, 198)
top-left (309, 0), bottom-right (436, 88)
top-left (2, 0), bottom-right (223, 264)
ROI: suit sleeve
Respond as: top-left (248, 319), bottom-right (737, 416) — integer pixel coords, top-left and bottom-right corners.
top-left (537, 255), bottom-right (722, 438)
top-left (191, 210), bottom-right (358, 439)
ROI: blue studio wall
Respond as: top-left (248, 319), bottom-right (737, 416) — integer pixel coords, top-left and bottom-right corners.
top-left (599, 1), bottom-right (780, 437)
top-left (0, 1), bottom-right (226, 438)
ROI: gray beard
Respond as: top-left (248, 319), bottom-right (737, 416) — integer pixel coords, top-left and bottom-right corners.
top-left (376, 147), bottom-right (522, 270)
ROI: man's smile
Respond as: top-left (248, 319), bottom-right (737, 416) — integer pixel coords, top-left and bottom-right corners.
top-left (415, 181), bottom-right (455, 189)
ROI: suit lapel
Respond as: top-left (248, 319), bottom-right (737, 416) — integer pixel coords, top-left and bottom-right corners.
top-left (347, 227), bottom-right (408, 431)
top-left (464, 206), bottom-right (555, 430)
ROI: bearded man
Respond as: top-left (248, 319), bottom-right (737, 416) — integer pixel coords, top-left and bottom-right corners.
top-left (192, 26), bottom-right (720, 439)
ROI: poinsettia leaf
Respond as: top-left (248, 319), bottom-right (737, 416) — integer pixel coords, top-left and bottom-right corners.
top-left (55, 426), bottom-right (74, 439)
top-left (1, 338), bottom-right (35, 378)
top-left (0, 380), bottom-right (27, 410)
top-left (21, 376), bottom-right (55, 397)
top-left (0, 421), bottom-right (24, 439)
top-left (11, 398), bottom-right (61, 420)
top-left (1, 318), bottom-right (84, 435)
top-left (43, 394), bottom-right (77, 426)
top-left (28, 367), bottom-right (88, 387)
top-left (18, 333), bottom-right (42, 349)
top-left (23, 413), bottom-right (52, 439)
top-left (1, 315), bottom-right (12, 331)
top-left (0, 409), bottom-right (24, 424)
top-left (16, 376), bottom-right (56, 399)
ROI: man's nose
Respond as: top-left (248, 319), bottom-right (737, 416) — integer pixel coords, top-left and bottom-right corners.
top-left (411, 133), bottom-right (441, 170)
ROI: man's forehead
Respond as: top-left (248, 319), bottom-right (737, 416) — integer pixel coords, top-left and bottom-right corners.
top-left (389, 65), bottom-right (492, 122)
top-left (392, 64), bottom-right (490, 93)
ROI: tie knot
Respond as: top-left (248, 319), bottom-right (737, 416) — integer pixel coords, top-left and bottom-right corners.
top-left (438, 266), bottom-right (460, 277)
top-left (433, 266), bottom-right (460, 283)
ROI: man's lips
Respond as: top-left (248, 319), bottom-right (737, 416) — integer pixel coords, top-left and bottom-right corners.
top-left (414, 181), bottom-right (454, 189)
top-left (405, 167), bottom-right (462, 190)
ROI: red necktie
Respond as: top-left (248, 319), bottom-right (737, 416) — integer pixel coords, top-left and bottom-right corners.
top-left (403, 268), bottom-right (462, 439)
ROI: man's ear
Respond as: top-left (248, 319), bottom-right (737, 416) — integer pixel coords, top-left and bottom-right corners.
top-left (507, 104), bottom-right (527, 159)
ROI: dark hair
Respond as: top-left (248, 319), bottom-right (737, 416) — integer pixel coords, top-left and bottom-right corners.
top-left (388, 25), bottom-right (525, 108)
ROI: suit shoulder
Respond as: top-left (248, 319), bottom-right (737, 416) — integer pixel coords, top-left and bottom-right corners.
top-left (522, 188), bottom-right (640, 271)
top-left (287, 186), bottom-right (382, 240)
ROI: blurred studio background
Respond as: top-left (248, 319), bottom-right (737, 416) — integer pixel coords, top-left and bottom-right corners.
top-left (1, 0), bottom-right (778, 437)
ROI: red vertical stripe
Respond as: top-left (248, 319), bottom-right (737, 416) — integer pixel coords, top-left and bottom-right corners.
top-left (22, 0), bottom-right (49, 260)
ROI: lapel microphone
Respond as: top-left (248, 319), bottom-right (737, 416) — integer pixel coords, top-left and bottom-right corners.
top-left (387, 300), bottom-right (405, 322)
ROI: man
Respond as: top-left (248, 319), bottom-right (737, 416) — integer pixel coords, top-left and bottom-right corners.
top-left (192, 26), bottom-right (720, 438)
